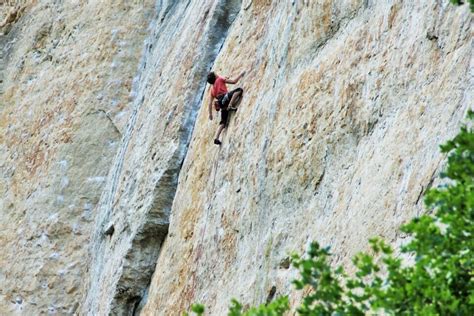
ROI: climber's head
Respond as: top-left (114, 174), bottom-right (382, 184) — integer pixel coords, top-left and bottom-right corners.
top-left (207, 71), bottom-right (217, 84)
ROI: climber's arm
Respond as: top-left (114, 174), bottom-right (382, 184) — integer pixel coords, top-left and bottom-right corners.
top-left (225, 71), bottom-right (246, 84)
top-left (208, 89), bottom-right (214, 120)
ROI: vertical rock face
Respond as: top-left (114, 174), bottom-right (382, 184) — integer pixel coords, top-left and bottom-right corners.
top-left (140, 1), bottom-right (471, 315)
top-left (81, 1), bottom-right (243, 314)
top-left (0, 0), bottom-right (471, 315)
top-left (0, 1), bottom-right (154, 314)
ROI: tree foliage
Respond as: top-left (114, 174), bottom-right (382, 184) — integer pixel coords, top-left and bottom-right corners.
top-left (450, 0), bottom-right (474, 12)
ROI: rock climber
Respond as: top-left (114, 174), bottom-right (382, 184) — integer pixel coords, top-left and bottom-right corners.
top-left (207, 70), bottom-right (245, 145)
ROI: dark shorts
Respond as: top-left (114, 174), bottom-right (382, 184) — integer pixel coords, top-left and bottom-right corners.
top-left (220, 87), bottom-right (243, 108)
top-left (217, 87), bottom-right (243, 126)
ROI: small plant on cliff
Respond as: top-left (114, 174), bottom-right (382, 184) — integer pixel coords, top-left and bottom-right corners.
top-left (450, 0), bottom-right (474, 12)
top-left (185, 112), bottom-right (474, 315)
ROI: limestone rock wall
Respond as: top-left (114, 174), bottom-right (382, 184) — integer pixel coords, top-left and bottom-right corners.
top-left (141, 1), bottom-right (472, 315)
top-left (80, 1), bottom-right (244, 314)
top-left (0, 1), bottom-right (155, 314)
top-left (0, 0), bottom-right (471, 315)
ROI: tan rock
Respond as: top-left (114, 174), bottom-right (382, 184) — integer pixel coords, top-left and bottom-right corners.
top-left (0, 1), bottom-right (472, 315)
top-left (141, 1), bottom-right (471, 315)
top-left (0, 1), bottom-right (154, 314)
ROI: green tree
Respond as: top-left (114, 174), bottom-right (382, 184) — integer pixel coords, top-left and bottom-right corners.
top-left (450, 0), bottom-right (474, 12)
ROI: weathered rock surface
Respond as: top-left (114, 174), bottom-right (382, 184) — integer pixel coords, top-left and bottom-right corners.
top-left (141, 1), bottom-right (472, 314)
top-left (0, 0), bottom-right (472, 315)
top-left (81, 1), bottom-right (242, 314)
top-left (0, 1), bottom-right (154, 314)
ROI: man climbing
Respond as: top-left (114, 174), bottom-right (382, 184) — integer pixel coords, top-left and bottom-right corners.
top-left (207, 70), bottom-right (245, 145)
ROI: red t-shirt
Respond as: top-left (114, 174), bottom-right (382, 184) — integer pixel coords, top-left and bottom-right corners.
top-left (211, 76), bottom-right (228, 98)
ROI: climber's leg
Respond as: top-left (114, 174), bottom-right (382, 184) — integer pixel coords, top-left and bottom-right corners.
top-left (214, 109), bottom-right (228, 145)
top-left (228, 88), bottom-right (243, 110)
top-left (214, 124), bottom-right (225, 145)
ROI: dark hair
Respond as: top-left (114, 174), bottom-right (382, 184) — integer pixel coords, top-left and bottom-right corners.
top-left (207, 72), bottom-right (217, 84)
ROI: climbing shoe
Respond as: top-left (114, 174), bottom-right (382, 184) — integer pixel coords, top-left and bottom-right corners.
top-left (214, 139), bottom-right (222, 145)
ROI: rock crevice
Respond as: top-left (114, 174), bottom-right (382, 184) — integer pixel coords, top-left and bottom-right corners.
top-left (81, 1), bottom-right (243, 314)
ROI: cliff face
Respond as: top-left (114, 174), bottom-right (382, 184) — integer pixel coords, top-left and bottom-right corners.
top-left (140, 1), bottom-right (471, 314)
top-left (81, 1), bottom-right (244, 314)
top-left (0, 0), bottom-right (471, 315)
top-left (0, 1), bottom-right (155, 314)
